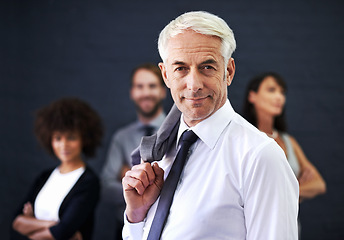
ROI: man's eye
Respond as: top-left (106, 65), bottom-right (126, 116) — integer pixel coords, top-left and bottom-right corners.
top-left (203, 65), bottom-right (215, 70)
top-left (176, 67), bottom-right (186, 71)
top-left (149, 84), bottom-right (158, 89)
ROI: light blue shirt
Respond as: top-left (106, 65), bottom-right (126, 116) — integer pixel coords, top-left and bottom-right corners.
top-left (101, 112), bottom-right (165, 207)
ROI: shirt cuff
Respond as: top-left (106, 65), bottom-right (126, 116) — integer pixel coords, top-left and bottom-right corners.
top-left (123, 211), bottom-right (145, 240)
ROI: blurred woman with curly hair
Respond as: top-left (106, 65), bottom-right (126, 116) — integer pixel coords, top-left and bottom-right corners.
top-left (11, 98), bottom-right (103, 240)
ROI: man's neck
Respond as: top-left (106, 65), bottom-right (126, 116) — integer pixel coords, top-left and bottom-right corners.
top-left (183, 100), bottom-right (227, 127)
top-left (138, 107), bottom-right (163, 124)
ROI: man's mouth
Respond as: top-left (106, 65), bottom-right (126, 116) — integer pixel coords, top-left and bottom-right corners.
top-left (183, 96), bottom-right (208, 102)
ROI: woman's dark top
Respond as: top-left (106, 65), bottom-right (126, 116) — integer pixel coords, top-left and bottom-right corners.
top-left (11, 166), bottom-right (100, 240)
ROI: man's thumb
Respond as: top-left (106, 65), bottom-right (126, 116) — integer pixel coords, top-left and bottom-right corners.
top-left (152, 163), bottom-right (164, 190)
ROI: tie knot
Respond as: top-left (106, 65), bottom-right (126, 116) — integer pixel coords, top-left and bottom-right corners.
top-left (143, 125), bottom-right (155, 136)
top-left (181, 130), bottom-right (198, 145)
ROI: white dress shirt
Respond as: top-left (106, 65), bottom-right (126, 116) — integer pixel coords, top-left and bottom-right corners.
top-left (34, 167), bottom-right (85, 221)
top-left (123, 100), bottom-right (299, 240)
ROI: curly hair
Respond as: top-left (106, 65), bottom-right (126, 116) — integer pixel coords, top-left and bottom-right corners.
top-left (34, 97), bottom-right (104, 158)
top-left (242, 72), bottom-right (288, 132)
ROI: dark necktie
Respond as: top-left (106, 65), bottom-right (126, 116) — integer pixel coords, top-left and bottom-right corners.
top-left (147, 130), bottom-right (199, 240)
top-left (143, 125), bottom-right (155, 136)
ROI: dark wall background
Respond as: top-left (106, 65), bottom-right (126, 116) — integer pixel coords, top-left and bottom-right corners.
top-left (1, 0), bottom-right (343, 239)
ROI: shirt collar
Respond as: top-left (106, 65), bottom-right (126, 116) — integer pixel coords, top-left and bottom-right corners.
top-left (137, 111), bottom-right (166, 129)
top-left (149, 111), bottom-right (166, 128)
top-left (177, 100), bottom-right (234, 149)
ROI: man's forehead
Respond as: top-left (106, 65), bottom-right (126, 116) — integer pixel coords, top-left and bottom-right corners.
top-left (167, 38), bottom-right (221, 51)
top-left (165, 31), bottom-right (222, 63)
top-left (133, 76), bottom-right (159, 85)
top-left (166, 50), bottom-right (222, 65)
top-left (133, 71), bottom-right (160, 84)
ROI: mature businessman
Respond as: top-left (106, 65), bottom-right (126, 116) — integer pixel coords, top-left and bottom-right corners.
top-left (122, 11), bottom-right (298, 240)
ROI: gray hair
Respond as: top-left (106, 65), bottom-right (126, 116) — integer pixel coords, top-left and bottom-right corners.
top-left (158, 11), bottom-right (236, 64)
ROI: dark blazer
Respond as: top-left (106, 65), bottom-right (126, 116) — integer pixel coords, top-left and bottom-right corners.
top-left (11, 166), bottom-right (100, 240)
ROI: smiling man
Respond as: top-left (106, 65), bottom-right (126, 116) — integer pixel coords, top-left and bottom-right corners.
top-left (122, 11), bottom-right (298, 240)
top-left (101, 63), bottom-right (166, 238)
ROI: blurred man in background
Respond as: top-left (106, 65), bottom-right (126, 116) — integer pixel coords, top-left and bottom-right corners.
top-left (101, 63), bottom-right (166, 239)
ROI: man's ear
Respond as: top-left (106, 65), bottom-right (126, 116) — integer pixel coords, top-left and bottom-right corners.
top-left (226, 58), bottom-right (235, 86)
top-left (159, 62), bottom-right (170, 88)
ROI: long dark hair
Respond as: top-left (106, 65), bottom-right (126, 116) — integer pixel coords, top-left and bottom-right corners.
top-left (242, 72), bottom-right (287, 132)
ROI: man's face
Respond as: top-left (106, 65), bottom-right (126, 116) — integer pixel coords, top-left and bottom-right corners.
top-left (130, 68), bottom-right (166, 118)
top-left (159, 30), bottom-right (235, 127)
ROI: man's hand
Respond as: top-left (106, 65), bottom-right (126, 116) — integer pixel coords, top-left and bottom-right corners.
top-left (122, 162), bottom-right (164, 223)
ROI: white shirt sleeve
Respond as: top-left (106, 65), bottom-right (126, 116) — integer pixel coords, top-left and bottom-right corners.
top-left (122, 212), bottom-right (145, 240)
top-left (243, 141), bottom-right (299, 240)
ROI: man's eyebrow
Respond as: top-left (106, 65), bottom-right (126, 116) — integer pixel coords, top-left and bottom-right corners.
top-left (172, 61), bottom-right (186, 65)
top-left (172, 60), bottom-right (218, 65)
top-left (201, 59), bottom-right (218, 65)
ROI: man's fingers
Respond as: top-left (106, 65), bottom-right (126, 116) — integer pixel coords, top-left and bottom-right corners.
top-left (125, 168), bottom-right (150, 188)
top-left (123, 175), bottom-right (146, 195)
top-left (123, 162), bottom-right (165, 196)
top-left (132, 162), bottom-right (156, 185)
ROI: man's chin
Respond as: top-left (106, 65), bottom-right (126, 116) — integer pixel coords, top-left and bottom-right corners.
top-left (138, 104), bottom-right (155, 113)
top-left (141, 109), bottom-right (154, 115)
top-left (137, 105), bottom-right (161, 118)
top-left (135, 101), bottom-right (163, 118)
top-left (139, 110), bottom-right (158, 118)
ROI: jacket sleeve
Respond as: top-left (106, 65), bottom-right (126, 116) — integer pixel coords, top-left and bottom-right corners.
top-left (101, 132), bottom-right (126, 204)
top-left (10, 169), bottom-right (53, 240)
top-left (12, 169), bottom-right (52, 218)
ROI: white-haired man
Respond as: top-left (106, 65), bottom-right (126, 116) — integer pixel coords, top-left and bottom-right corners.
top-left (122, 11), bottom-right (298, 239)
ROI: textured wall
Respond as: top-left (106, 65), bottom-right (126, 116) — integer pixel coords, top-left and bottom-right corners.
top-left (1, 0), bottom-right (343, 239)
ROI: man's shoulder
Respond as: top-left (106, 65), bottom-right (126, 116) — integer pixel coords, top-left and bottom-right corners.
top-left (222, 113), bottom-right (286, 169)
top-left (112, 121), bottom-right (140, 138)
top-left (229, 113), bottom-right (265, 137)
top-left (225, 112), bottom-right (272, 149)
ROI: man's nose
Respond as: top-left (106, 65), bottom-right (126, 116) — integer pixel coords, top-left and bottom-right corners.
top-left (186, 70), bottom-right (203, 92)
top-left (142, 86), bottom-right (153, 96)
